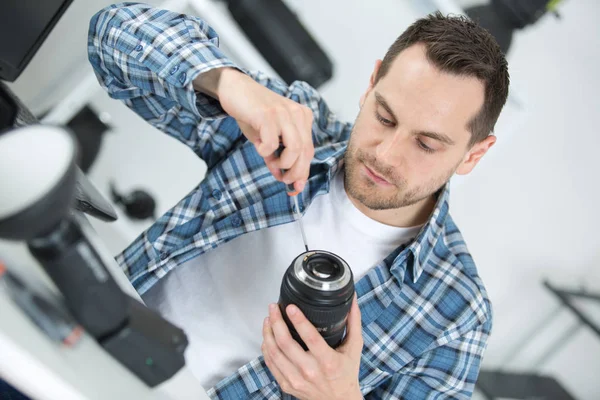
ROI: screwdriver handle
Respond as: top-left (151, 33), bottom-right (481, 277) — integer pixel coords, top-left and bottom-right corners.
top-left (275, 143), bottom-right (300, 196)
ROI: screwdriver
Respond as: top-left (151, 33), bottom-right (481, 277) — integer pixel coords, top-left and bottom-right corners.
top-left (276, 144), bottom-right (309, 252)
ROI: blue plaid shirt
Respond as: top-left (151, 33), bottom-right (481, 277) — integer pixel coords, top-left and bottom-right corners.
top-left (88, 3), bottom-right (492, 399)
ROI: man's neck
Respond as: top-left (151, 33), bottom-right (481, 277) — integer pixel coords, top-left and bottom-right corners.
top-left (347, 192), bottom-right (437, 228)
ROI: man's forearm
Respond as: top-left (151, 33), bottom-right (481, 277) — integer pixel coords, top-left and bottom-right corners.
top-left (192, 67), bottom-right (244, 100)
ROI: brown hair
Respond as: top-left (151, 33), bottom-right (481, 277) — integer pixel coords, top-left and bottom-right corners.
top-left (376, 12), bottom-right (509, 146)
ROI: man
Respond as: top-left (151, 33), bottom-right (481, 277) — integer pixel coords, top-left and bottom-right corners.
top-left (88, 3), bottom-right (508, 399)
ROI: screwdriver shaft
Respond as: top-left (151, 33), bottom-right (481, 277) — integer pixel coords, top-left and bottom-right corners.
top-left (292, 196), bottom-right (309, 252)
top-left (275, 143), bottom-right (309, 252)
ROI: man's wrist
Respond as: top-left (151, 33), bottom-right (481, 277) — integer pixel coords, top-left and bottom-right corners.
top-left (192, 67), bottom-right (242, 100)
top-left (343, 383), bottom-right (363, 400)
top-left (348, 391), bottom-right (363, 400)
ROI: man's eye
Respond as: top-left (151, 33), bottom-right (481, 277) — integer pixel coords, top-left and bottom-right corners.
top-left (376, 113), bottom-right (394, 127)
top-left (417, 139), bottom-right (435, 154)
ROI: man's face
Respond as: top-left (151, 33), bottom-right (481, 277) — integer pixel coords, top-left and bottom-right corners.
top-left (345, 44), bottom-right (490, 210)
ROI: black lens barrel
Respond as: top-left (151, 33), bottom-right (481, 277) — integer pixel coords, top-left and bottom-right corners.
top-left (278, 250), bottom-right (354, 350)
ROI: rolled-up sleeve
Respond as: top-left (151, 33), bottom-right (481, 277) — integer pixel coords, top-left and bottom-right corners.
top-left (87, 2), bottom-right (349, 167)
top-left (88, 2), bottom-right (240, 119)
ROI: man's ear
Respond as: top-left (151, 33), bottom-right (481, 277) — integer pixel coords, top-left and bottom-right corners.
top-left (456, 135), bottom-right (496, 175)
top-left (360, 59), bottom-right (383, 108)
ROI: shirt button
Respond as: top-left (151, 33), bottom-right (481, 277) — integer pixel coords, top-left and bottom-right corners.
top-left (135, 44), bottom-right (143, 51)
top-left (169, 65), bottom-right (179, 75)
top-left (160, 252), bottom-right (168, 260)
top-left (179, 72), bottom-right (187, 84)
top-left (211, 189), bottom-right (222, 200)
top-left (231, 216), bottom-right (242, 227)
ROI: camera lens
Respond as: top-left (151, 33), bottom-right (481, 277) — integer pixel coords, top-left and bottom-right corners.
top-left (278, 250), bottom-right (354, 350)
top-left (305, 255), bottom-right (341, 280)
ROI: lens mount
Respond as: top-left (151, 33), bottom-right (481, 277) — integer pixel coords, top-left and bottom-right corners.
top-left (293, 250), bottom-right (351, 291)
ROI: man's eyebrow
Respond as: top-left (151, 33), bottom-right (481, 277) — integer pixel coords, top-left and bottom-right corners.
top-left (416, 130), bottom-right (456, 146)
top-left (374, 92), bottom-right (397, 121)
top-left (374, 91), bottom-right (455, 146)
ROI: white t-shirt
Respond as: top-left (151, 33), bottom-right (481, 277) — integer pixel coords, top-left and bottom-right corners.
top-left (142, 169), bottom-right (422, 388)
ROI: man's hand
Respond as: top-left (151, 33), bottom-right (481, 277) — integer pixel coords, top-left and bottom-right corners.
top-left (261, 294), bottom-right (364, 400)
top-left (193, 67), bottom-right (314, 193)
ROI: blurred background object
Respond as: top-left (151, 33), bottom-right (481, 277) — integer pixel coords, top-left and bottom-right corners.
top-left (0, 0), bottom-right (74, 82)
top-left (110, 184), bottom-right (157, 221)
top-left (465, 0), bottom-right (564, 54)
top-left (226, 0), bottom-right (334, 88)
top-left (65, 105), bottom-right (111, 173)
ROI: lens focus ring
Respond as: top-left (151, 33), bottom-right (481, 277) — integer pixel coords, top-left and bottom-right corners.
top-left (291, 300), bottom-right (352, 326)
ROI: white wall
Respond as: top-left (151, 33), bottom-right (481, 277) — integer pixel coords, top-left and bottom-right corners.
top-left (3, 0), bottom-right (600, 399)
top-left (450, 1), bottom-right (600, 398)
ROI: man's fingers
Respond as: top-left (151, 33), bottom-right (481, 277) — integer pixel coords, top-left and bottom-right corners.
top-left (264, 154), bottom-right (283, 181)
top-left (254, 105), bottom-right (313, 190)
top-left (340, 293), bottom-right (364, 356)
top-left (262, 315), bottom-right (304, 392)
top-left (256, 117), bottom-right (279, 157)
top-left (262, 318), bottom-right (292, 392)
top-left (263, 350), bottom-right (288, 387)
top-left (275, 118), bottom-right (301, 172)
top-left (275, 146), bottom-right (299, 175)
top-left (290, 118), bottom-right (313, 193)
top-left (278, 145), bottom-right (312, 188)
top-left (286, 108), bottom-right (313, 189)
top-left (269, 304), bottom-right (315, 366)
top-left (285, 304), bottom-right (334, 363)
top-left (282, 150), bottom-right (310, 190)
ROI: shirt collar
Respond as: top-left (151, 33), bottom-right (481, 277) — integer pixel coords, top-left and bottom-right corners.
top-left (403, 184), bottom-right (450, 283)
top-left (324, 147), bottom-right (450, 284)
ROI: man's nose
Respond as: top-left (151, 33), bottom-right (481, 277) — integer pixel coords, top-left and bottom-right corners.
top-left (375, 130), bottom-right (405, 167)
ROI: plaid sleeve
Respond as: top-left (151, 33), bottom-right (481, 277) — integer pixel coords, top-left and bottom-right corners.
top-left (366, 320), bottom-right (491, 400)
top-left (87, 2), bottom-right (247, 167)
top-left (87, 2), bottom-right (242, 113)
top-left (87, 2), bottom-right (348, 167)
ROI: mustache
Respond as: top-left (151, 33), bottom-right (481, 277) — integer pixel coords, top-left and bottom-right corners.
top-left (356, 149), bottom-right (399, 184)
